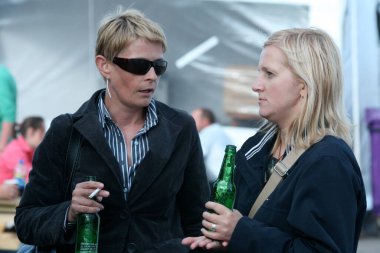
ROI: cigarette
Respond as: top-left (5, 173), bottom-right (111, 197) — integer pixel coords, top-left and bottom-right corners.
top-left (88, 188), bottom-right (101, 199)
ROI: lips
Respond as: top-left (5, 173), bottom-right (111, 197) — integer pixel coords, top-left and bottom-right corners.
top-left (140, 88), bottom-right (154, 93)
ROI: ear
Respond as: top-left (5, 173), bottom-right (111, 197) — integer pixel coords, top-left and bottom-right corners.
top-left (95, 55), bottom-right (111, 79)
top-left (299, 80), bottom-right (308, 99)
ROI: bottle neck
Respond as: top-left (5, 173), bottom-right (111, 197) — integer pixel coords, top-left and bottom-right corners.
top-left (219, 154), bottom-right (235, 180)
top-left (86, 176), bottom-right (96, 182)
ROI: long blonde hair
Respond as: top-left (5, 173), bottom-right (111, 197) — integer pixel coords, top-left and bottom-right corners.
top-left (260, 28), bottom-right (352, 149)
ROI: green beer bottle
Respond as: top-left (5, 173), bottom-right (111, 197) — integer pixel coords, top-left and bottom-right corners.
top-left (211, 145), bottom-right (237, 209)
top-left (75, 176), bottom-right (100, 253)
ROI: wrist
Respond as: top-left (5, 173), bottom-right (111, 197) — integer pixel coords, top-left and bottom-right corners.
top-left (67, 207), bottom-right (77, 222)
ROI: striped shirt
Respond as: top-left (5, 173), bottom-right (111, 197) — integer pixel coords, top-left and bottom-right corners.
top-left (97, 92), bottom-right (158, 200)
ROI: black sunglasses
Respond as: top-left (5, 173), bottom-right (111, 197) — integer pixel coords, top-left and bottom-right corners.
top-left (113, 57), bottom-right (167, 76)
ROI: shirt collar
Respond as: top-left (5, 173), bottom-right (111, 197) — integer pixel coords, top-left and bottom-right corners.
top-left (97, 91), bottom-right (158, 131)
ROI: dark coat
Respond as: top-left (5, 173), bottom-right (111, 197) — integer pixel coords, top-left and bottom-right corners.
top-left (15, 89), bottom-right (210, 253)
top-left (229, 131), bottom-right (366, 253)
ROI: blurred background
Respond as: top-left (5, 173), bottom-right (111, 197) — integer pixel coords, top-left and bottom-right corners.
top-left (0, 0), bottom-right (379, 251)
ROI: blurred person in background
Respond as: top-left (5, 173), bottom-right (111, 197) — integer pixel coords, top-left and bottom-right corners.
top-left (0, 116), bottom-right (45, 200)
top-left (183, 28), bottom-right (366, 253)
top-left (191, 107), bottom-right (232, 185)
top-left (15, 8), bottom-right (209, 253)
top-left (0, 65), bottom-right (17, 154)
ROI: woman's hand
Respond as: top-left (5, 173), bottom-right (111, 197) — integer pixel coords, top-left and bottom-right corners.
top-left (67, 180), bottom-right (110, 222)
top-left (182, 235), bottom-right (225, 250)
top-left (182, 201), bottom-right (243, 250)
top-left (201, 201), bottom-right (243, 247)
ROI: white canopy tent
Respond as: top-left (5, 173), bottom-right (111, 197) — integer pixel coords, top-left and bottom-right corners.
top-left (0, 0), bottom-right (379, 207)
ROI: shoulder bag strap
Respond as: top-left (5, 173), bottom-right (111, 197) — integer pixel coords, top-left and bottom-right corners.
top-left (248, 148), bottom-right (305, 218)
top-left (63, 116), bottom-right (82, 200)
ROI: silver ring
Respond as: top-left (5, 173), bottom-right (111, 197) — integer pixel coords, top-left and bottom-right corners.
top-left (210, 223), bottom-right (217, 232)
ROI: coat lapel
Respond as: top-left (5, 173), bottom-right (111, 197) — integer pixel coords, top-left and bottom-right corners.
top-left (74, 112), bottom-right (123, 188)
top-left (127, 110), bottom-right (182, 204)
top-left (70, 91), bottom-right (184, 201)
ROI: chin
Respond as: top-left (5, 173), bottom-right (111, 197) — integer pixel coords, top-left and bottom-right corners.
top-left (139, 98), bottom-right (152, 107)
top-left (258, 111), bottom-right (267, 119)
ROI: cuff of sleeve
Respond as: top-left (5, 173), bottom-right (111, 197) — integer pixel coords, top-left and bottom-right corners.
top-left (63, 206), bottom-right (77, 232)
top-left (66, 221), bottom-right (77, 230)
top-left (228, 216), bottom-right (256, 253)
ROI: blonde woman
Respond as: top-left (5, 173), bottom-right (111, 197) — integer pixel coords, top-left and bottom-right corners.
top-left (183, 28), bottom-right (366, 253)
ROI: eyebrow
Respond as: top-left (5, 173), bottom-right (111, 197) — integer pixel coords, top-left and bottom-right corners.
top-left (260, 66), bottom-right (276, 73)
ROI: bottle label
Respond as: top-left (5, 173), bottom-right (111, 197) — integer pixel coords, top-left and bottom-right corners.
top-left (75, 214), bottom-right (99, 253)
top-left (79, 243), bottom-right (97, 253)
top-left (75, 176), bottom-right (100, 253)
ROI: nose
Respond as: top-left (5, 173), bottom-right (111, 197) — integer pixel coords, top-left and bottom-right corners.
top-left (146, 66), bottom-right (158, 79)
top-left (252, 77), bottom-right (262, 93)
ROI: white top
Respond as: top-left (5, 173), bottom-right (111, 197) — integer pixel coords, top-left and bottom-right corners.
top-left (199, 123), bottom-right (233, 183)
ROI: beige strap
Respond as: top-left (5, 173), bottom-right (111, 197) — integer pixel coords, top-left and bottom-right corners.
top-left (248, 148), bottom-right (305, 218)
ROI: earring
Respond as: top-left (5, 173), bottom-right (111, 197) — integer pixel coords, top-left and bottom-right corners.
top-left (106, 78), bottom-right (112, 98)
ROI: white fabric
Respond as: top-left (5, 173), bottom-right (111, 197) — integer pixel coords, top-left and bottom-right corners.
top-left (199, 123), bottom-right (233, 183)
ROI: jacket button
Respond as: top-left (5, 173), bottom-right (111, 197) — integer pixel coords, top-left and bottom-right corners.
top-left (127, 242), bottom-right (137, 253)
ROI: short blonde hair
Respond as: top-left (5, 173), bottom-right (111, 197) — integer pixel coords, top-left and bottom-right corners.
top-left (96, 9), bottom-right (167, 61)
top-left (261, 28), bottom-right (352, 148)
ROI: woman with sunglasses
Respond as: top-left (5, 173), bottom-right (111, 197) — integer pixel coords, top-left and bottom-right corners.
top-left (15, 9), bottom-right (209, 253)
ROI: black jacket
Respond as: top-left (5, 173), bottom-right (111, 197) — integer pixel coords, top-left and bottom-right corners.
top-left (15, 89), bottom-right (210, 253)
top-left (229, 131), bottom-right (366, 253)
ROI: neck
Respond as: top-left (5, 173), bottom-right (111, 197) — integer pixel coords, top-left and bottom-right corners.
top-left (104, 97), bottom-right (146, 127)
top-left (274, 129), bottom-right (288, 160)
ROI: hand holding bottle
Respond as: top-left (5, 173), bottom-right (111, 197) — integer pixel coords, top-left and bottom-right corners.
top-left (68, 179), bottom-right (110, 222)
top-left (201, 201), bottom-right (243, 245)
top-left (182, 145), bottom-right (240, 251)
top-left (181, 201), bottom-right (243, 251)
top-left (73, 176), bottom-right (109, 253)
